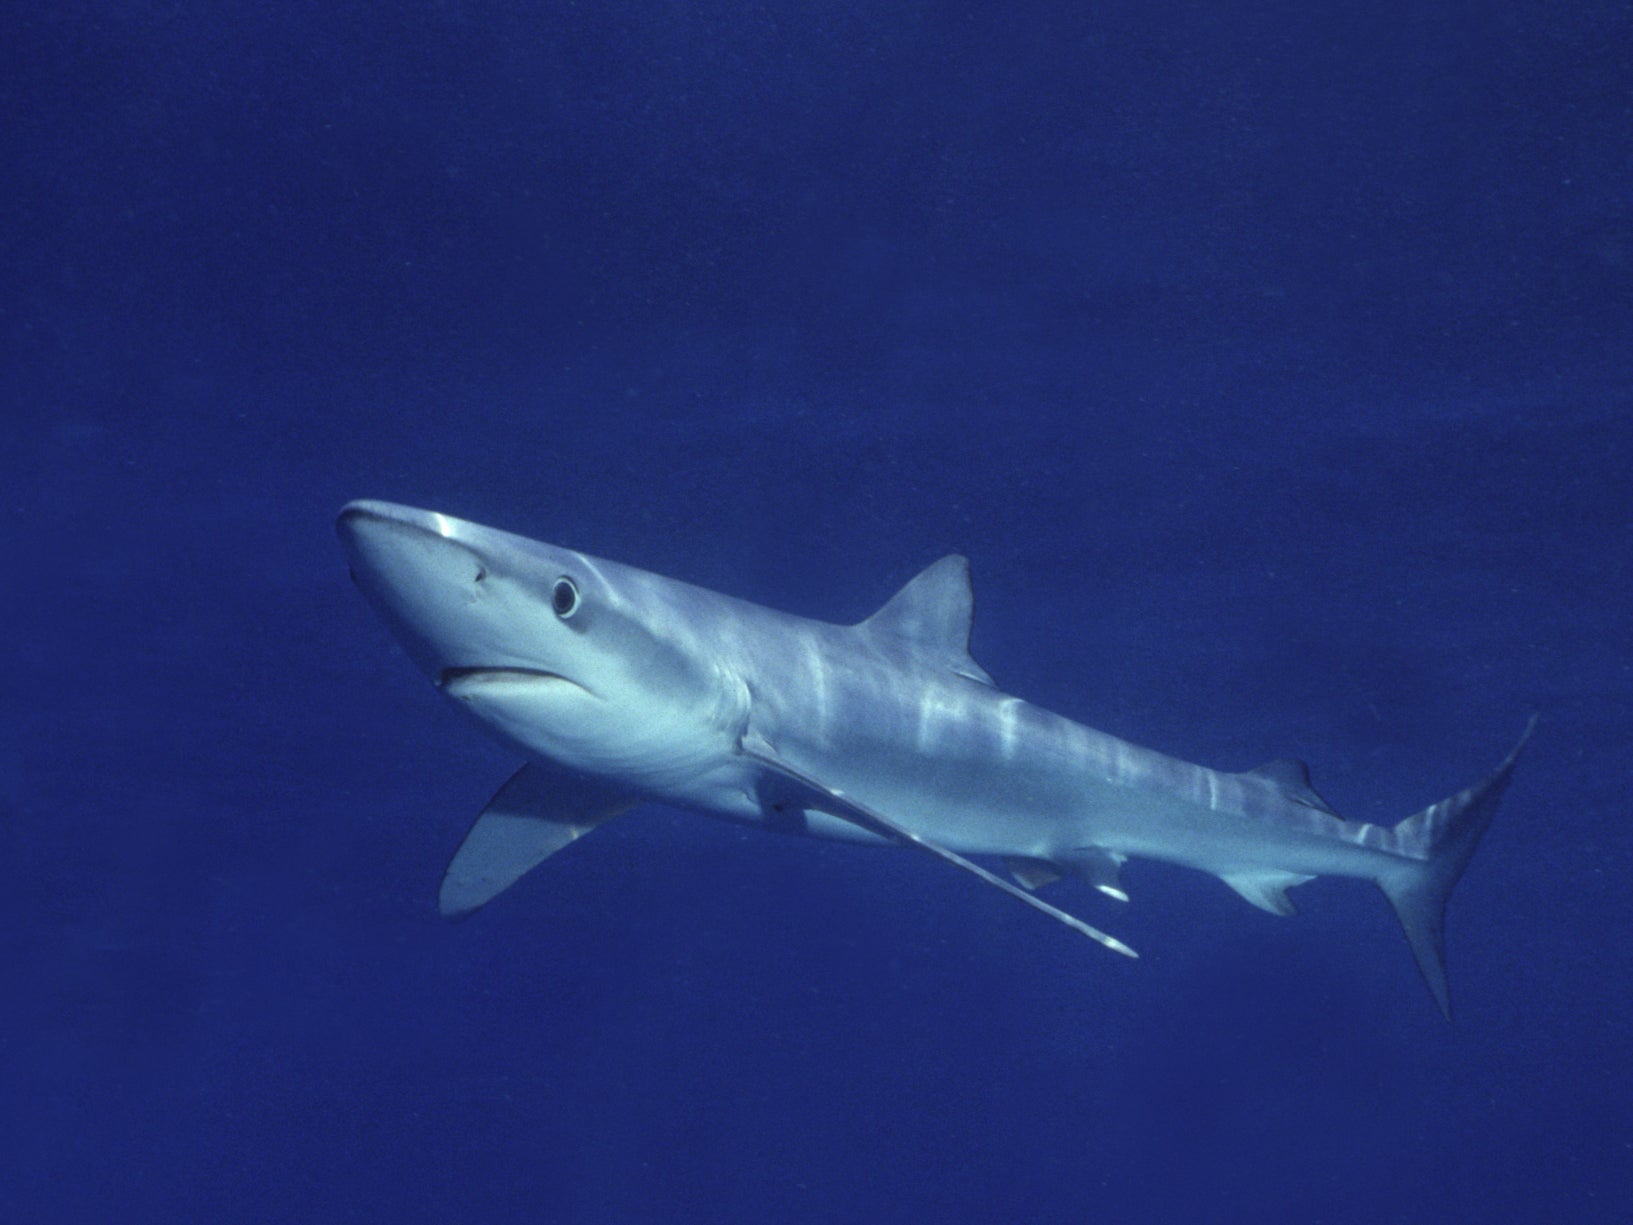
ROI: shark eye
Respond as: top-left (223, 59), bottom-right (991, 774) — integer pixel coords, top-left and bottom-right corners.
top-left (552, 577), bottom-right (580, 619)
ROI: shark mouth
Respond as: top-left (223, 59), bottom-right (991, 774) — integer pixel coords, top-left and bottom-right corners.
top-left (436, 667), bottom-right (591, 696)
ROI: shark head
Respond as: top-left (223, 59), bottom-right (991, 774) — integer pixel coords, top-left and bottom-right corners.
top-left (337, 500), bottom-right (745, 789)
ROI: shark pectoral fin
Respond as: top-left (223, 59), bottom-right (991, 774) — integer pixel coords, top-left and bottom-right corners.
top-left (740, 734), bottom-right (1136, 958)
top-left (1219, 869), bottom-right (1315, 916)
top-left (439, 763), bottom-right (639, 918)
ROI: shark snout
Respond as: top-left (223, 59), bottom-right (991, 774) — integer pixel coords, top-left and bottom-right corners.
top-left (338, 503), bottom-right (484, 600)
top-left (337, 501), bottom-right (502, 677)
top-left (337, 499), bottom-right (460, 551)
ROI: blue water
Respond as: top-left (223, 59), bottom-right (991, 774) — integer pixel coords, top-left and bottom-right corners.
top-left (5, 3), bottom-right (1630, 1221)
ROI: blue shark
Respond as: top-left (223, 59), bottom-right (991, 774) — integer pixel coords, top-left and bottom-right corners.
top-left (338, 500), bottom-right (1531, 1018)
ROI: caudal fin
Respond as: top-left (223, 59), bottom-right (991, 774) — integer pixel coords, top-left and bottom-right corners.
top-left (1378, 718), bottom-right (1537, 1021)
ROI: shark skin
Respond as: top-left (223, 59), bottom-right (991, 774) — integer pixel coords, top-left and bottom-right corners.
top-left (338, 500), bottom-right (1533, 1019)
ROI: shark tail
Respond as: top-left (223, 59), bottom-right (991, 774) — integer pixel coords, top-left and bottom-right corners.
top-left (1377, 718), bottom-right (1536, 1021)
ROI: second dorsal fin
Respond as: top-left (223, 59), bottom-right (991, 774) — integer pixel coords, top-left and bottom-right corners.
top-left (1243, 757), bottom-right (1339, 815)
top-left (859, 555), bottom-right (993, 684)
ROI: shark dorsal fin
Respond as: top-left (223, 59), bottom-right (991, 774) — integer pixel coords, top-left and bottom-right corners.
top-left (860, 555), bottom-right (993, 685)
top-left (1244, 757), bottom-right (1339, 815)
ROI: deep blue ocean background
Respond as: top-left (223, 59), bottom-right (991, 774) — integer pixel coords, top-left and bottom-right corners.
top-left (5, 3), bottom-right (1631, 1221)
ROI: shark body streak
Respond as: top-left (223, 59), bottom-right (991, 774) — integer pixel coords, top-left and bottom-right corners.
top-left (338, 500), bottom-right (1531, 1018)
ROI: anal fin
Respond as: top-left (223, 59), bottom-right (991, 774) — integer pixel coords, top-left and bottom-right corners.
top-left (1220, 869), bottom-right (1315, 917)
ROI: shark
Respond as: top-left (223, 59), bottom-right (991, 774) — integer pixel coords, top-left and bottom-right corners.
top-left (338, 499), bottom-right (1532, 1019)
